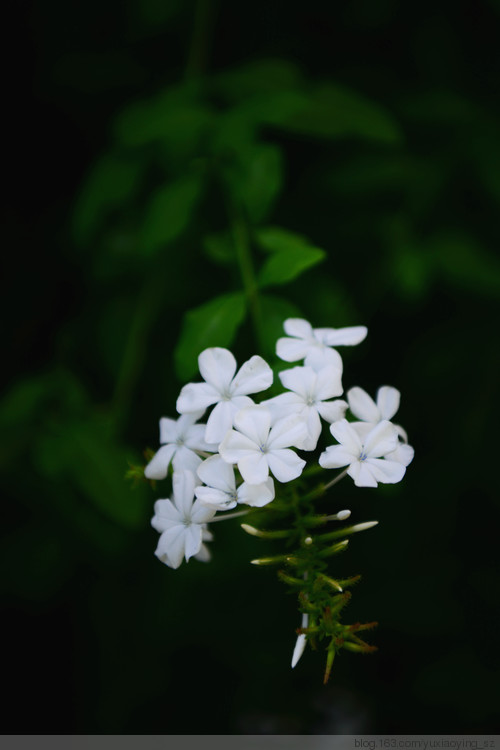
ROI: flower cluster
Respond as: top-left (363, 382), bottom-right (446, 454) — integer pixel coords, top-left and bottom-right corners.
top-left (144, 318), bottom-right (414, 674)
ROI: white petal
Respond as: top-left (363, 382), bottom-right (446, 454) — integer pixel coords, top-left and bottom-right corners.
top-left (159, 416), bottom-right (179, 444)
top-left (183, 524), bottom-right (203, 561)
top-left (261, 392), bottom-right (304, 422)
top-left (317, 325), bottom-right (368, 346)
top-left (238, 452), bottom-right (270, 484)
top-left (184, 422), bottom-right (216, 451)
top-left (155, 526), bottom-right (186, 569)
top-left (267, 448), bottom-right (305, 483)
top-left (301, 407), bottom-right (322, 451)
top-left (319, 445), bottom-right (354, 469)
top-left (291, 634), bottom-right (307, 669)
top-left (144, 444), bottom-right (176, 480)
top-left (347, 461), bottom-right (379, 488)
top-left (329, 419), bottom-right (362, 454)
top-left (194, 543), bottom-right (211, 563)
top-left (151, 497), bottom-right (182, 532)
top-left (177, 382), bottom-right (220, 413)
top-left (234, 405), bottom-right (271, 445)
top-left (283, 318), bottom-right (313, 338)
top-left (347, 387), bottom-right (380, 423)
top-left (366, 457), bottom-right (406, 484)
top-left (205, 400), bottom-right (236, 444)
top-left (316, 399), bottom-right (348, 423)
top-left (172, 470), bottom-right (197, 517)
top-left (268, 414), bottom-right (308, 450)
top-left (198, 347), bottom-right (237, 393)
top-left (276, 337), bottom-right (311, 362)
top-left (304, 346), bottom-right (343, 371)
top-left (395, 423), bottom-right (408, 443)
top-left (231, 355), bottom-right (273, 396)
top-left (279, 366), bottom-right (316, 399)
top-left (172, 446), bottom-right (202, 474)
top-left (237, 477), bottom-right (275, 507)
top-left (376, 386), bottom-right (400, 421)
top-left (197, 454), bottom-right (236, 493)
top-left (350, 421), bottom-right (375, 440)
top-left (190, 498), bottom-right (217, 524)
top-left (386, 443), bottom-right (414, 467)
top-left (195, 486), bottom-right (237, 510)
top-left (314, 366), bottom-right (343, 400)
top-left (363, 420), bottom-right (398, 458)
top-left (219, 429), bottom-right (259, 463)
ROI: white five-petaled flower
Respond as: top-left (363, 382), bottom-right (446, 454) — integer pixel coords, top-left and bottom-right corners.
top-left (195, 455), bottom-right (275, 510)
top-left (177, 348), bottom-right (273, 444)
top-left (144, 412), bottom-right (215, 480)
top-left (276, 318), bottom-right (368, 371)
top-left (263, 365), bottom-right (347, 450)
top-left (151, 470), bottom-right (216, 569)
top-left (347, 386), bottom-right (414, 467)
top-left (219, 405), bottom-right (307, 485)
top-left (319, 419), bottom-right (406, 487)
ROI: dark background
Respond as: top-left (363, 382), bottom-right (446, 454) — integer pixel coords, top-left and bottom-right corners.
top-left (3, 0), bottom-right (500, 734)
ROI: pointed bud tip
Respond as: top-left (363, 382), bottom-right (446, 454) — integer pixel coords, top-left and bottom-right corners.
top-left (241, 523), bottom-right (259, 536)
top-left (352, 521), bottom-right (379, 532)
top-left (337, 510), bottom-right (351, 520)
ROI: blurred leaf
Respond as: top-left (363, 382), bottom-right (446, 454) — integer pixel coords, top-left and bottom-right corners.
top-left (174, 292), bottom-right (247, 380)
top-left (255, 226), bottom-right (326, 287)
top-left (73, 154), bottom-right (145, 244)
top-left (213, 59), bottom-right (304, 100)
top-left (279, 84), bottom-right (402, 144)
top-left (226, 143), bottom-right (283, 224)
top-left (35, 415), bottom-right (149, 529)
top-left (432, 233), bottom-right (500, 296)
top-left (203, 232), bottom-right (237, 266)
top-left (139, 172), bottom-right (204, 255)
top-left (259, 294), bottom-right (302, 361)
top-left (114, 90), bottom-right (214, 155)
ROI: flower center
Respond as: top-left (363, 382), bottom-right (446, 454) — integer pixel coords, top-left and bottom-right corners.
top-left (259, 443), bottom-right (268, 454)
top-left (359, 451), bottom-right (368, 462)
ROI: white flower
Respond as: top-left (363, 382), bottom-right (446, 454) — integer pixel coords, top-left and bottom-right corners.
top-left (263, 365), bottom-right (347, 450)
top-left (195, 455), bottom-right (275, 510)
top-left (347, 386), bottom-right (414, 467)
top-left (151, 470), bottom-right (216, 569)
top-left (276, 318), bottom-right (367, 371)
top-left (319, 419), bottom-right (406, 487)
top-left (177, 348), bottom-right (273, 444)
top-left (144, 412), bottom-right (215, 480)
top-left (219, 405), bottom-right (307, 485)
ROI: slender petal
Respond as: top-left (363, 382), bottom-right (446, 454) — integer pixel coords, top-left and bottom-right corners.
top-left (276, 337), bottom-right (311, 362)
top-left (155, 526), bottom-right (186, 569)
top-left (279, 366), bottom-right (316, 400)
top-left (184, 423), bottom-right (216, 452)
top-left (194, 543), bottom-right (211, 563)
top-left (197, 454), bottom-right (236, 493)
top-left (363, 420), bottom-right (398, 458)
top-left (366, 457), bottom-right (406, 484)
top-left (159, 416), bottom-right (180, 445)
top-left (231, 355), bottom-right (273, 396)
top-left (314, 366), bottom-right (343, 400)
top-left (329, 419), bottom-right (362, 454)
top-left (205, 400), bottom-right (236, 444)
top-left (283, 318), bottom-right (313, 338)
top-left (302, 407), bottom-right (322, 451)
top-left (347, 387), bottom-right (380, 422)
top-left (195, 486), bottom-right (237, 510)
top-left (145, 444), bottom-right (176, 480)
top-left (316, 399), bottom-right (348, 423)
top-left (234, 405), bottom-right (272, 446)
top-left (183, 524), bottom-right (203, 560)
top-left (319, 445), bottom-right (355, 469)
top-left (198, 348), bottom-right (237, 392)
top-left (268, 414), bottom-right (308, 450)
top-left (318, 325), bottom-right (368, 346)
top-left (386, 443), bottom-right (414, 467)
top-left (267, 448), bottom-right (306, 483)
top-left (171, 446), bottom-right (202, 474)
top-left (190, 498), bottom-right (217, 524)
top-left (237, 478), bottom-right (275, 507)
top-left (151, 497), bottom-right (181, 532)
top-left (172, 470), bottom-right (197, 518)
top-left (238, 452), bottom-right (270, 484)
top-left (219, 430), bottom-right (259, 464)
top-left (305, 347), bottom-right (343, 371)
top-left (347, 461), bottom-right (378, 488)
top-left (177, 381), bottom-right (220, 413)
top-left (261, 392), bottom-right (304, 422)
top-left (376, 386), bottom-right (400, 421)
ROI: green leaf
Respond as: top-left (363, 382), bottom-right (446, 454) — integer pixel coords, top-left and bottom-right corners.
top-left (213, 59), bottom-right (304, 100)
top-left (278, 84), bottom-right (402, 144)
top-left (255, 227), bottom-right (326, 288)
top-left (35, 416), bottom-right (149, 529)
top-left (226, 143), bottom-right (283, 224)
top-left (73, 154), bottom-right (144, 244)
top-left (140, 173), bottom-right (203, 255)
top-left (203, 232), bottom-right (237, 266)
top-left (174, 292), bottom-right (248, 381)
